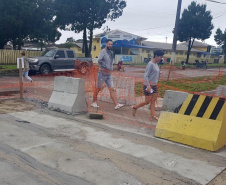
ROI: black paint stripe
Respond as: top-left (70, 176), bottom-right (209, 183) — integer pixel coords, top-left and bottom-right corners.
top-left (210, 98), bottom-right (225, 120)
top-left (196, 96), bottom-right (213, 118)
top-left (184, 95), bottom-right (200, 115)
top-left (174, 104), bottom-right (182, 113)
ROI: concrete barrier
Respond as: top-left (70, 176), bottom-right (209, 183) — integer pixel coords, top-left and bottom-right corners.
top-left (203, 85), bottom-right (226, 97)
top-left (48, 77), bottom-right (87, 115)
top-left (98, 76), bottom-right (136, 105)
top-left (215, 85), bottom-right (226, 97)
top-left (156, 94), bottom-right (226, 151)
top-left (162, 90), bottom-right (188, 112)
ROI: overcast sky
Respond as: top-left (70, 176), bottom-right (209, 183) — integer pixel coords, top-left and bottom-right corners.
top-left (56, 0), bottom-right (226, 46)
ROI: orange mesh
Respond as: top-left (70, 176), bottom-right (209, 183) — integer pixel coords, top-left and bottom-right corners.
top-left (0, 65), bottom-right (225, 134)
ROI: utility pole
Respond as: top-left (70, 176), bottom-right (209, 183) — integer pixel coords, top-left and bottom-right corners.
top-left (167, 0), bottom-right (182, 81)
top-left (171, 0), bottom-right (182, 65)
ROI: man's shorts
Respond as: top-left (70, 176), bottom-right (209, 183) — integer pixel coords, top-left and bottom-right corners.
top-left (143, 85), bottom-right (158, 96)
top-left (97, 72), bottom-right (114, 89)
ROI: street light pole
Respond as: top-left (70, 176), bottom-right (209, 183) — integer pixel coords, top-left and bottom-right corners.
top-left (171, 0), bottom-right (182, 65)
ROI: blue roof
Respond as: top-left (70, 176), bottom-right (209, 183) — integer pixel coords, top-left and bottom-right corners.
top-left (113, 43), bottom-right (154, 49)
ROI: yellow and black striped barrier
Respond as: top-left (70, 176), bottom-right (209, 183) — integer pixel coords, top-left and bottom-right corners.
top-left (155, 94), bottom-right (226, 151)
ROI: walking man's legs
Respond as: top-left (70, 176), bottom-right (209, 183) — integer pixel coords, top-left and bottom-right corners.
top-left (92, 73), bottom-right (123, 109)
top-left (108, 87), bottom-right (118, 106)
top-left (91, 72), bottom-right (104, 108)
top-left (92, 88), bottom-right (100, 105)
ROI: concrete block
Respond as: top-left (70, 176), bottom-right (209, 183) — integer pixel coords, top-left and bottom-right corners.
top-left (215, 85), bottom-right (226, 97)
top-left (162, 90), bottom-right (188, 112)
top-left (48, 77), bottom-right (87, 115)
top-left (156, 94), bottom-right (226, 151)
top-left (54, 76), bottom-right (81, 94)
top-left (155, 112), bottom-right (226, 151)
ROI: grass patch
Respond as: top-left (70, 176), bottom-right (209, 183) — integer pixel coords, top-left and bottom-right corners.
top-left (134, 63), bottom-right (225, 67)
top-left (135, 82), bottom-right (144, 97)
top-left (135, 75), bottom-right (226, 97)
top-left (0, 65), bottom-right (17, 71)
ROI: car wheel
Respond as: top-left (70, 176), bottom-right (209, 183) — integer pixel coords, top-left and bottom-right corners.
top-left (79, 64), bottom-right (88, 75)
top-left (40, 64), bottom-right (51, 74)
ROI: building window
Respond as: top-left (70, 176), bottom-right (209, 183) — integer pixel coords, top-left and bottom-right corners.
top-left (180, 51), bottom-right (183, 55)
top-left (93, 45), bottom-right (96, 51)
top-left (146, 50), bottom-right (150, 53)
top-left (97, 40), bottom-right (99, 43)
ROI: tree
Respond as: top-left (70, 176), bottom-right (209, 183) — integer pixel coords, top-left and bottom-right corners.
top-left (0, 0), bottom-right (17, 49)
top-left (23, 0), bottom-right (61, 50)
top-left (0, 0), bottom-right (60, 50)
top-left (214, 28), bottom-right (226, 63)
top-left (55, 0), bottom-right (126, 57)
top-left (177, 1), bottom-right (214, 63)
top-left (58, 42), bottom-right (76, 49)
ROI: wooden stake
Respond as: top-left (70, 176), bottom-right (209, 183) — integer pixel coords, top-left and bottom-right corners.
top-left (19, 58), bottom-right (23, 99)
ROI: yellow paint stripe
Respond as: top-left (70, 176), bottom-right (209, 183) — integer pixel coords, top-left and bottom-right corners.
top-left (179, 94), bottom-right (193, 114)
top-left (190, 95), bottom-right (206, 116)
top-left (203, 97), bottom-right (219, 119)
top-left (216, 102), bottom-right (226, 121)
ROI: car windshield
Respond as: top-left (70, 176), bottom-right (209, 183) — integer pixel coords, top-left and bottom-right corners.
top-left (44, 50), bottom-right (56, 57)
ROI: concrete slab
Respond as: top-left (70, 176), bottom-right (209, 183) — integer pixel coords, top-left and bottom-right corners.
top-left (0, 160), bottom-right (47, 185)
top-left (0, 120), bottom-right (53, 150)
top-left (24, 142), bottom-right (142, 185)
top-left (10, 111), bottom-right (226, 185)
top-left (10, 111), bottom-right (226, 158)
top-left (84, 128), bottom-right (225, 185)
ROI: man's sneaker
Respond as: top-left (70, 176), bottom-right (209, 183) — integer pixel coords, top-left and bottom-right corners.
top-left (91, 102), bottom-right (99, 108)
top-left (115, 103), bottom-right (124, 110)
top-left (132, 106), bottom-right (137, 116)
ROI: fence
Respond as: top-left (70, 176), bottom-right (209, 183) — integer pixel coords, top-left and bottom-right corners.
top-left (0, 50), bottom-right (42, 65)
top-left (0, 65), bottom-right (226, 131)
top-left (175, 56), bottom-right (224, 64)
